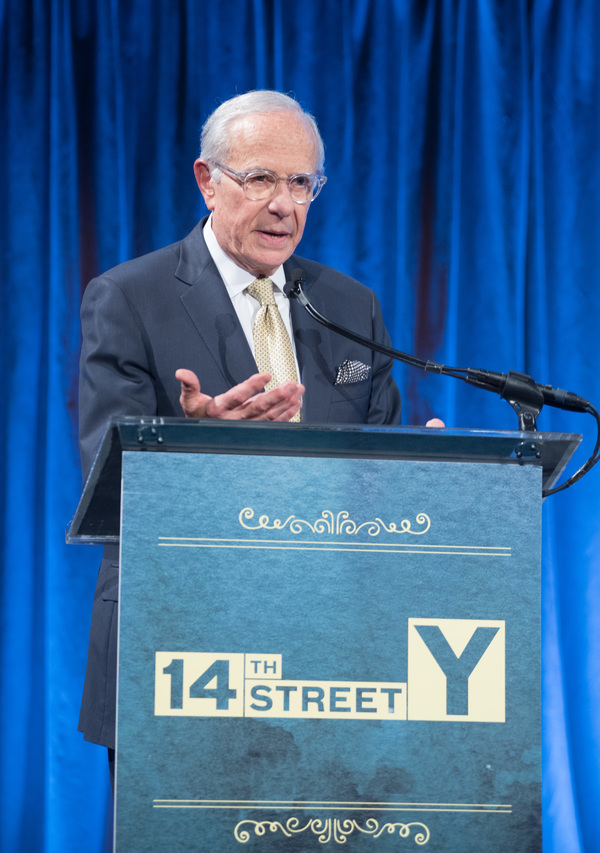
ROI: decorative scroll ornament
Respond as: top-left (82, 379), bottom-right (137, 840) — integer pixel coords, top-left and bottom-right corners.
top-left (238, 509), bottom-right (430, 537)
top-left (234, 817), bottom-right (430, 845)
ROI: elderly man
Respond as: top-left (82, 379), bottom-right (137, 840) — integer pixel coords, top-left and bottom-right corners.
top-left (78, 91), bottom-right (408, 763)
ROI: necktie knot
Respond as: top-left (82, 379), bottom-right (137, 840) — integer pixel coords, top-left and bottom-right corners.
top-left (248, 277), bottom-right (277, 306)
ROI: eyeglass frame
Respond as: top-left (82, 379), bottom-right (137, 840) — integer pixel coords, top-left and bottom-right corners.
top-left (211, 161), bottom-right (327, 204)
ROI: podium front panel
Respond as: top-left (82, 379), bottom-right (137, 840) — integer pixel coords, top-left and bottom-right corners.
top-left (115, 450), bottom-right (541, 852)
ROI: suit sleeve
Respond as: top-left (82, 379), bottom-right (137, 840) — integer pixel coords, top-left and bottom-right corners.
top-left (79, 274), bottom-right (158, 482)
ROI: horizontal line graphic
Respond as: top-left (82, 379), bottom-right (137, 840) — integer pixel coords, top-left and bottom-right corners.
top-left (159, 536), bottom-right (510, 550)
top-left (158, 537), bottom-right (510, 557)
top-left (152, 798), bottom-right (512, 814)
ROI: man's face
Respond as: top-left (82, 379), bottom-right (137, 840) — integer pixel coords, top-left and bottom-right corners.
top-left (195, 112), bottom-right (319, 276)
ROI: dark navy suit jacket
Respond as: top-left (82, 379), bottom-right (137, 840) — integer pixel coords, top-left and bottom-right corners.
top-left (78, 219), bottom-right (401, 747)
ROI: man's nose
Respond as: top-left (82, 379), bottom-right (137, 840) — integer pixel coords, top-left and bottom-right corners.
top-left (267, 180), bottom-right (295, 214)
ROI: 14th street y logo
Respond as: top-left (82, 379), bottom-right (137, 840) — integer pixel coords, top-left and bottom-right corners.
top-left (154, 618), bottom-right (505, 723)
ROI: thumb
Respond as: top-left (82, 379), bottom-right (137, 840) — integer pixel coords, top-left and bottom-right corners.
top-left (176, 368), bottom-right (200, 394)
top-left (176, 368), bottom-right (207, 417)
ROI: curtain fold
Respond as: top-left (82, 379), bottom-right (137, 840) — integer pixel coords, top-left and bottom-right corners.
top-left (2, 2), bottom-right (599, 850)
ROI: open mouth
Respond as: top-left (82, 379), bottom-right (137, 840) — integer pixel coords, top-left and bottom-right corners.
top-left (258, 230), bottom-right (290, 240)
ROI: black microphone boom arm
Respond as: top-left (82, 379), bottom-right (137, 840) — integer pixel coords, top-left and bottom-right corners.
top-left (284, 272), bottom-right (589, 432)
top-left (284, 270), bottom-right (600, 496)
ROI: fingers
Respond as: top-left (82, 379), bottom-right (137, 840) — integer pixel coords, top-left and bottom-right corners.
top-left (239, 381), bottom-right (305, 421)
top-left (208, 378), bottom-right (305, 421)
top-left (425, 418), bottom-right (445, 428)
top-left (205, 373), bottom-right (273, 416)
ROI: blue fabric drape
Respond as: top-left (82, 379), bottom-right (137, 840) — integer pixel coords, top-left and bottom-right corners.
top-left (2, 2), bottom-right (599, 850)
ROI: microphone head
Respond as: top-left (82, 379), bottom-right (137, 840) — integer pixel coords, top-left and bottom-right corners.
top-left (284, 268), bottom-right (305, 299)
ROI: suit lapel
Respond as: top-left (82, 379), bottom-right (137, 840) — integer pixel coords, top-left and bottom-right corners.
top-left (176, 221), bottom-right (258, 388)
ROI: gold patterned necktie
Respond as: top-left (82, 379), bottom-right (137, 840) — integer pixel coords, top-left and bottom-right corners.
top-left (247, 277), bottom-right (301, 422)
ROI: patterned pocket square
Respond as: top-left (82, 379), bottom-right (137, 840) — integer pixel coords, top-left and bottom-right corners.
top-left (334, 359), bottom-right (371, 385)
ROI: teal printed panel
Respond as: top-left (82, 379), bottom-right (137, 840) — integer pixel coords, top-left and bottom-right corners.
top-left (115, 451), bottom-right (542, 852)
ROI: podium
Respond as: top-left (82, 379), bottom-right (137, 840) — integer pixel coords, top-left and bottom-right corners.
top-left (69, 418), bottom-right (580, 852)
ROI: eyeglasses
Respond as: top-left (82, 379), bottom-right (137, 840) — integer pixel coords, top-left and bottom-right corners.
top-left (213, 162), bottom-right (327, 204)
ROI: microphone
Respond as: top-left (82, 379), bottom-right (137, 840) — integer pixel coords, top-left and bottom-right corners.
top-left (284, 268), bottom-right (591, 422)
top-left (463, 367), bottom-right (590, 414)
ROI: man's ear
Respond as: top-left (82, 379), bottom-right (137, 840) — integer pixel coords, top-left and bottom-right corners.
top-left (194, 159), bottom-right (216, 210)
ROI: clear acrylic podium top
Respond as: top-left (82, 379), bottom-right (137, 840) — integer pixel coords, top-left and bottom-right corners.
top-left (67, 417), bottom-right (581, 543)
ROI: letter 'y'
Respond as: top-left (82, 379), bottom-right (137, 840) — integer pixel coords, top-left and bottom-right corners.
top-left (415, 625), bottom-right (499, 715)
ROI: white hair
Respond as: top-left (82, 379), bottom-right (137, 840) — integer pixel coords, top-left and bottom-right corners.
top-left (200, 90), bottom-right (325, 176)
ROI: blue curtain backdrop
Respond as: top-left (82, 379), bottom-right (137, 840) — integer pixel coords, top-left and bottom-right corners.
top-left (1, 1), bottom-right (599, 850)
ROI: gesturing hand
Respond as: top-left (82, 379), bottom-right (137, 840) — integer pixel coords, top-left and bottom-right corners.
top-left (176, 369), bottom-right (304, 422)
